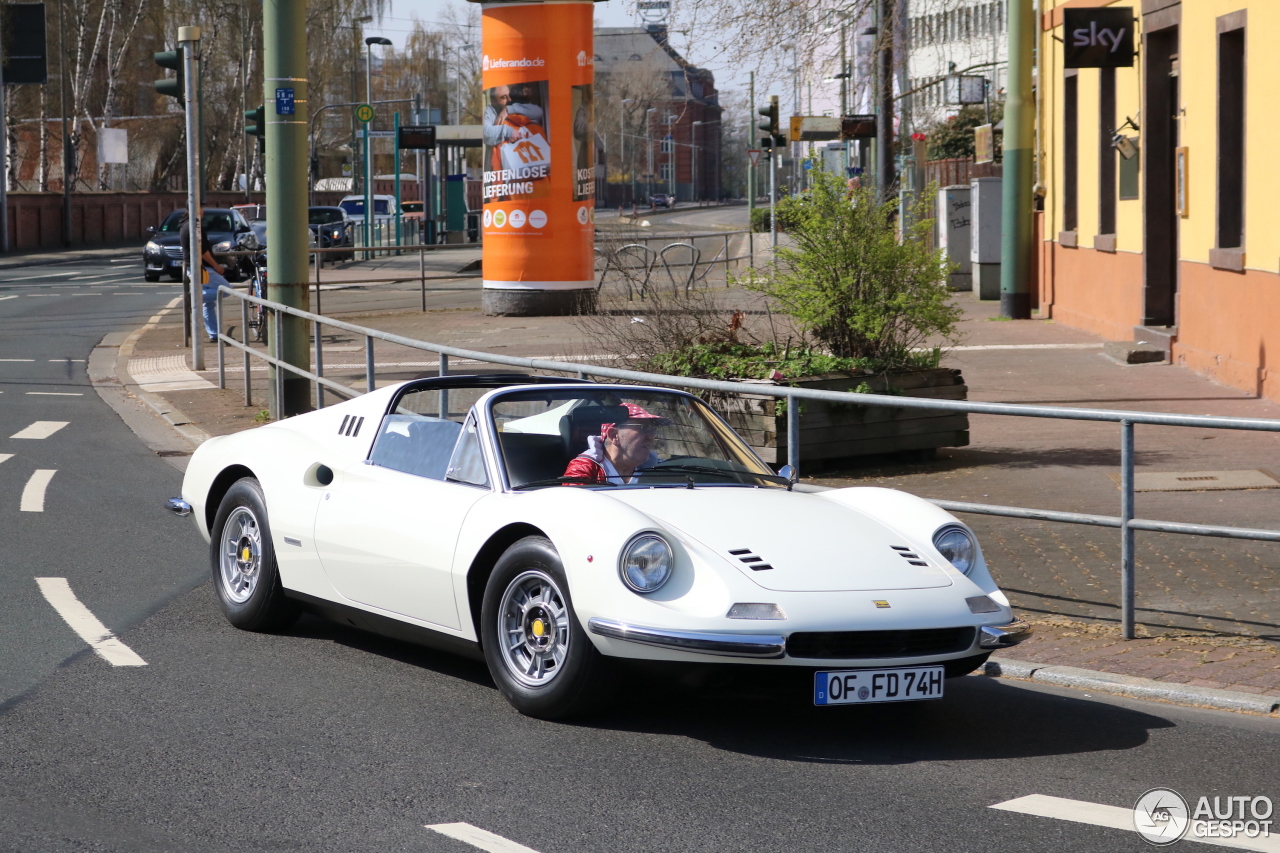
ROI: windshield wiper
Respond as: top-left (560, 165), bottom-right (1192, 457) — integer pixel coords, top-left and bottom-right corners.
top-left (510, 476), bottom-right (602, 490)
top-left (634, 465), bottom-right (791, 487)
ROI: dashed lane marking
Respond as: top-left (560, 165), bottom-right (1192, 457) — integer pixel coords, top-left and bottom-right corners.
top-left (26, 392), bottom-right (84, 396)
top-left (11, 421), bottom-right (69, 439)
top-left (0, 358), bottom-right (35, 361)
top-left (20, 469), bottom-right (56, 511)
top-left (35, 578), bottom-right (147, 667)
top-left (0, 453), bottom-right (11, 465)
top-left (991, 795), bottom-right (1280, 852)
top-left (0, 294), bottom-right (17, 301)
top-left (426, 824), bottom-right (542, 853)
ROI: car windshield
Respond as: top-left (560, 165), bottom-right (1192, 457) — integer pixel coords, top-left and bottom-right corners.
top-left (374, 200), bottom-right (390, 215)
top-left (488, 388), bottom-right (783, 490)
top-left (340, 200), bottom-right (364, 215)
top-left (309, 209), bottom-right (344, 225)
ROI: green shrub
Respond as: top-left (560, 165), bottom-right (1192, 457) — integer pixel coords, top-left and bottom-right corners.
top-left (741, 170), bottom-right (959, 369)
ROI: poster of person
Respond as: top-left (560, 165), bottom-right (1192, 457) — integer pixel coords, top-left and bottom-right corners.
top-left (571, 83), bottom-right (595, 203)
top-left (482, 81), bottom-right (552, 203)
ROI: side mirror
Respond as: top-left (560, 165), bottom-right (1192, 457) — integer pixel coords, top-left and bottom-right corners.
top-left (778, 464), bottom-right (797, 490)
top-left (145, 225), bottom-right (156, 235)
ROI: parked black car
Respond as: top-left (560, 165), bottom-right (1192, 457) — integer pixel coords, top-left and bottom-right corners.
top-left (143, 208), bottom-right (253, 282)
top-left (309, 206), bottom-right (355, 262)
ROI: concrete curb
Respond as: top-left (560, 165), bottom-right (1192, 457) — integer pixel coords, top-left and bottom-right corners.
top-left (984, 657), bottom-right (1280, 716)
top-left (87, 299), bottom-right (213, 459)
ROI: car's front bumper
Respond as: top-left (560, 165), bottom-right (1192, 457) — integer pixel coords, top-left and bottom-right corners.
top-left (588, 618), bottom-right (785, 659)
top-left (588, 617), bottom-right (1031, 661)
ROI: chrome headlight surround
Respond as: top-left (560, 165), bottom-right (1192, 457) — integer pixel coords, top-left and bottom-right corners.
top-left (144, 240), bottom-right (161, 254)
top-left (212, 240), bottom-right (233, 253)
top-left (618, 533), bottom-right (674, 594)
top-left (932, 523), bottom-right (977, 575)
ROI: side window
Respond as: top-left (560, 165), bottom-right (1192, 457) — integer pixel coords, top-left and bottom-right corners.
top-left (369, 413), bottom-right (462, 480)
top-left (446, 417), bottom-right (489, 487)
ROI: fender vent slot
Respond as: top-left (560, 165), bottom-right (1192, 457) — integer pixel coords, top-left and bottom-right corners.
top-left (728, 549), bottom-right (773, 570)
top-left (339, 415), bottom-right (364, 437)
top-left (339, 415), bottom-right (350, 434)
top-left (893, 547), bottom-right (928, 566)
top-left (350, 416), bottom-right (364, 437)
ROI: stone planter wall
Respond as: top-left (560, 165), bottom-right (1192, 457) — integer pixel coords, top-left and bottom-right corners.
top-left (713, 368), bottom-right (969, 467)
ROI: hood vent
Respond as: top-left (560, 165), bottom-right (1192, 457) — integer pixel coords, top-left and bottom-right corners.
top-left (891, 545), bottom-right (928, 567)
top-left (728, 547), bottom-right (773, 571)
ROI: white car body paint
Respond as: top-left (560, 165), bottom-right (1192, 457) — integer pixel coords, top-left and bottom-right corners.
top-left (180, 380), bottom-right (1021, 668)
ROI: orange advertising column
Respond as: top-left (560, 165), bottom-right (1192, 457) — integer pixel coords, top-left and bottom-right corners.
top-left (478, 0), bottom-right (596, 316)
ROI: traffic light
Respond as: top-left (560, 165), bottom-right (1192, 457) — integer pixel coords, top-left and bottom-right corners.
top-left (758, 94), bottom-right (779, 140)
top-left (245, 105), bottom-right (265, 152)
top-left (154, 48), bottom-right (184, 105)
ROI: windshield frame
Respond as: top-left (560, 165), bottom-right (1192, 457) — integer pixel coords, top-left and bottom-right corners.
top-left (482, 384), bottom-right (780, 494)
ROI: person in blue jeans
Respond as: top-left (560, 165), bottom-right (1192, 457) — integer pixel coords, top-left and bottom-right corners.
top-left (178, 210), bottom-right (230, 343)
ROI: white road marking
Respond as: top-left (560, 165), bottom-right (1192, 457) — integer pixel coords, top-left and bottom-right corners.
top-left (20, 469), bottom-right (56, 511)
top-left (0, 453), bottom-right (11, 465)
top-left (991, 795), bottom-right (1280, 852)
top-left (0, 358), bottom-right (35, 361)
top-left (426, 824), bottom-right (542, 853)
top-left (48, 359), bottom-right (86, 363)
top-left (0, 294), bottom-right (17, 301)
top-left (35, 578), bottom-right (147, 667)
top-left (26, 392), bottom-right (84, 396)
top-left (11, 421), bottom-right (69, 439)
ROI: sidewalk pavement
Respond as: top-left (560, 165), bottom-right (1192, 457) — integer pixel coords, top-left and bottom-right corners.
top-left (111, 271), bottom-right (1280, 710)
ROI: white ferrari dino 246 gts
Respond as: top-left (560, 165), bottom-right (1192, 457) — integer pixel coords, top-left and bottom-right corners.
top-left (169, 375), bottom-right (1029, 719)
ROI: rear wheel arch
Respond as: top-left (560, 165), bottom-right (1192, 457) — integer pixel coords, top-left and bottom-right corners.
top-left (465, 523), bottom-right (548, 646)
top-left (205, 464), bottom-right (257, 534)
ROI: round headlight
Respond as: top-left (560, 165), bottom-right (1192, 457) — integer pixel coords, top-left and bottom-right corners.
top-left (933, 525), bottom-right (977, 575)
top-left (619, 534), bottom-right (673, 593)
top-left (212, 240), bottom-right (232, 253)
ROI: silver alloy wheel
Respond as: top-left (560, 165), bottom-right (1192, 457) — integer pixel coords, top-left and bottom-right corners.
top-left (498, 570), bottom-right (571, 688)
top-left (219, 506), bottom-right (263, 604)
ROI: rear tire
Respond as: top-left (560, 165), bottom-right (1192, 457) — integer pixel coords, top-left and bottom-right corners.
top-left (209, 477), bottom-right (300, 632)
top-left (481, 536), bottom-right (615, 719)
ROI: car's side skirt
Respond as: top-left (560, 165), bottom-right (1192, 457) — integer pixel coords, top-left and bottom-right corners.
top-left (285, 590), bottom-right (485, 662)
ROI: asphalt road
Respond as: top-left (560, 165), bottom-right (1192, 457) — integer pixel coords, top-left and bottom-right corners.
top-left (3, 254), bottom-right (1280, 853)
top-left (0, 257), bottom-right (206, 704)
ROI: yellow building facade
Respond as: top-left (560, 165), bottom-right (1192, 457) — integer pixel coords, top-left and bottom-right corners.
top-left (1038, 0), bottom-right (1280, 402)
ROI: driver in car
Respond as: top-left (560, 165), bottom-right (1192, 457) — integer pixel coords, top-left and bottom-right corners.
top-left (563, 403), bottom-right (668, 485)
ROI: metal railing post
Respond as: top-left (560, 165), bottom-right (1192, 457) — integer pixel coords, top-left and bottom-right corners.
top-left (216, 289), bottom-right (225, 389)
top-left (420, 244), bottom-right (426, 312)
top-left (241, 298), bottom-right (251, 407)
top-left (786, 392), bottom-right (800, 476)
top-left (273, 308), bottom-right (284, 418)
top-left (1120, 419), bottom-right (1136, 639)
top-left (439, 352), bottom-right (449, 417)
top-left (314, 248), bottom-right (321, 316)
top-left (366, 335), bottom-right (376, 392)
top-left (314, 319), bottom-right (324, 410)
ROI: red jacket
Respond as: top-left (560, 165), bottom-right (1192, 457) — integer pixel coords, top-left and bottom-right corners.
top-left (563, 455), bottom-right (609, 484)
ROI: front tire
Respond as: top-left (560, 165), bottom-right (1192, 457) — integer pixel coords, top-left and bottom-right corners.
top-left (209, 477), bottom-right (300, 632)
top-left (481, 536), bottom-right (614, 719)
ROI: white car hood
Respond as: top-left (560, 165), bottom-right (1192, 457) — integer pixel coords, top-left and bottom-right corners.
top-left (608, 487), bottom-right (954, 593)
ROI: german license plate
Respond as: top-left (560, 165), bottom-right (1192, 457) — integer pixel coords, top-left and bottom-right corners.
top-left (814, 666), bottom-right (945, 705)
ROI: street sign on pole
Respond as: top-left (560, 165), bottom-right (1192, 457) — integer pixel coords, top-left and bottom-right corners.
top-left (748, 149), bottom-right (761, 167)
top-left (355, 103), bottom-right (374, 123)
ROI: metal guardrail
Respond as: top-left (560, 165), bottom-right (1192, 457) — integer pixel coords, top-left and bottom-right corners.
top-left (214, 285), bottom-right (1280, 639)
top-left (595, 229), bottom-right (752, 297)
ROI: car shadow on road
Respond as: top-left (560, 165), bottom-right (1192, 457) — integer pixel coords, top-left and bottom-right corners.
top-left (588, 672), bottom-right (1174, 766)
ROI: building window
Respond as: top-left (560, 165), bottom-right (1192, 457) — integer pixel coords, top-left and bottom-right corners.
top-left (1217, 14), bottom-right (1246, 250)
top-left (1098, 67), bottom-right (1116, 235)
top-left (1063, 71), bottom-right (1078, 233)
top-left (660, 137), bottom-right (673, 153)
top-left (659, 162), bottom-right (673, 181)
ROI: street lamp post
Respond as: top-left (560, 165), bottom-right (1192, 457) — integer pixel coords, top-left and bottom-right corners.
top-left (645, 107), bottom-right (656, 201)
top-left (364, 36), bottom-right (392, 252)
top-left (620, 98), bottom-right (634, 205)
